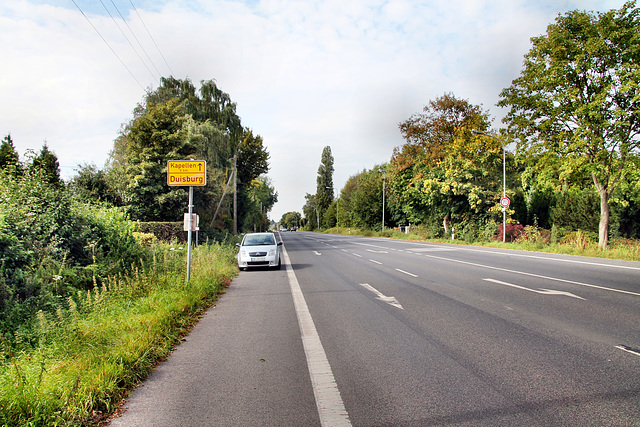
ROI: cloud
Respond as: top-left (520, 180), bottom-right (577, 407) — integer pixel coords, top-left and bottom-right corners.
top-left (0, 0), bottom-right (629, 219)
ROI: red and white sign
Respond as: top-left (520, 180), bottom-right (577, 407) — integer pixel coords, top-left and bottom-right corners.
top-left (500, 197), bottom-right (511, 208)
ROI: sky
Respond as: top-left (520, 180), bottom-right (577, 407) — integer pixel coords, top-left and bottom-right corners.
top-left (0, 0), bottom-right (627, 221)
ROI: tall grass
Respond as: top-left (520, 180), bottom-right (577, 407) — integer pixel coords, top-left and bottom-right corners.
top-left (0, 243), bottom-right (238, 426)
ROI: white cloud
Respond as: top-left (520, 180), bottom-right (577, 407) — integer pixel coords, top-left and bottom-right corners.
top-left (0, 0), bottom-right (630, 219)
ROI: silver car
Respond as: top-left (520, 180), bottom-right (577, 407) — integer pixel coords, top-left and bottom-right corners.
top-left (236, 232), bottom-right (283, 270)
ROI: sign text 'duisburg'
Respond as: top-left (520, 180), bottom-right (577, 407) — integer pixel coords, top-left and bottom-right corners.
top-left (167, 160), bottom-right (207, 186)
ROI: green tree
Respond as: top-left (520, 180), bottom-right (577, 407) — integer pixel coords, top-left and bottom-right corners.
top-left (350, 165), bottom-right (388, 230)
top-left (316, 146), bottom-right (334, 227)
top-left (303, 193), bottom-right (319, 229)
top-left (498, 1), bottom-right (640, 248)
top-left (280, 212), bottom-right (301, 229)
top-left (0, 134), bottom-right (20, 173)
top-left (110, 99), bottom-right (191, 221)
top-left (70, 163), bottom-right (119, 205)
top-left (389, 94), bottom-right (496, 235)
top-left (31, 143), bottom-right (62, 188)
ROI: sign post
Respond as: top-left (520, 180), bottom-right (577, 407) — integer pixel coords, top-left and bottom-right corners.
top-left (168, 160), bottom-right (206, 281)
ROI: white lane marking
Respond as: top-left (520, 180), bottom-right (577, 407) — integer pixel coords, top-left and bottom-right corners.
top-left (353, 253), bottom-right (362, 258)
top-left (395, 269), bottom-right (418, 278)
top-left (360, 283), bottom-right (404, 310)
top-left (281, 245), bottom-right (351, 426)
top-left (341, 249), bottom-right (348, 253)
top-left (398, 240), bottom-right (640, 272)
top-left (420, 253), bottom-right (640, 297)
top-left (366, 249), bottom-right (388, 254)
top-left (369, 259), bottom-right (382, 265)
top-left (616, 345), bottom-right (640, 357)
top-left (314, 251), bottom-right (322, 256)
top-left (483, 278), bottom-right (585, 300)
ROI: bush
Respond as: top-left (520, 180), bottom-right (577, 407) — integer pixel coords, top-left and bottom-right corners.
top-left (497, 223), bottom-right (525, 242)
top-left (138, 222), bottom-right (185, 243)
top-left (0, 168), bottom-right (149, 351)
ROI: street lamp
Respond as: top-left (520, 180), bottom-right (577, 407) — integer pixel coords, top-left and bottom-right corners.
top-left (472, 129), bottom-right (507, 243)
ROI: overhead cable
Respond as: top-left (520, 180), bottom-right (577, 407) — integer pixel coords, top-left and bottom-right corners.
top-left (109, 0), bottom-right (163, 79)
top-left (70, 0), bottom-right (147, 92)
top-left (129, 0), bottom-right (175, 76)
top-left (99, 0), bottom-right (158, 83)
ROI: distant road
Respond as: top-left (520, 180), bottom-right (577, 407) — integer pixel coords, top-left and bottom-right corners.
top-left (111, 232), bottom-right (640, 426)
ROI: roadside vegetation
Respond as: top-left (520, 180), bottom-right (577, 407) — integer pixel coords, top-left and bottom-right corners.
top-left (0, 78), bottom-right (265, 425)
top-left (290, 3), bottom-right (640, 256)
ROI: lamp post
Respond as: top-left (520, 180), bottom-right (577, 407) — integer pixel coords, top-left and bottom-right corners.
top-left (472, 130), bottom-right (507, 243)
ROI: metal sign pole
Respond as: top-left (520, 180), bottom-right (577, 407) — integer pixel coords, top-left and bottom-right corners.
top-left (187, 185), bottom-right (194, 282)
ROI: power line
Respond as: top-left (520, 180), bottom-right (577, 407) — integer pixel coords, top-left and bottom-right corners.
top-left (70, 0), bottom-right (147, 91)
top-left (129, 0), bottom-right (175, 76)
top-left (98, 0), bottom-right (158, 83)
top-left (109, 0), bottom-right (164, 79)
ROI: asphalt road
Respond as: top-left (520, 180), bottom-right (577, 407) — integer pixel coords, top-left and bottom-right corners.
top-left (111, 232), bottom-right (640, 426)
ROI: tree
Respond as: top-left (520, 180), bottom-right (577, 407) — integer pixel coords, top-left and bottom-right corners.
top-left (390, 94), bottom-right (496, 233)
top-left (280, 212), bottom-right (301, 229)
top-left (70, 163), bottom-right (118, 205)
top-left (498, 1), bottom-right (640, 248)
top-left (0, 134), bottom-right (20, 172)
top-left (303, 193), bottom-right (320, 229)
top-left (31, 143), bottom-right (62, 188)
top-left (350, 166), bottom-right (388, 230)
top-left (110, 99), bottom-right (191, 221)
top-left (316, 146), bottom-right (334, 227)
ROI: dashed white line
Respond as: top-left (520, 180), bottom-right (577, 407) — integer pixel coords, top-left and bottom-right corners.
top-left (370, 259), bottom-right (382, 265)
top-left (395, 269), bottom-right (418, 278)
top-left (353, 253), bottom-right (362, 258)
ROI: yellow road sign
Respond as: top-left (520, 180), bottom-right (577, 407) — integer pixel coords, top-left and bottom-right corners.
top-left (167, 160), bottom-right (207, 186)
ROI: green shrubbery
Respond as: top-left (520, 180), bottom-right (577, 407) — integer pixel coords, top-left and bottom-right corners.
top-left (0, 167), bottom-right (148, 350)
top-left (0, 243), bottom-right (238, 426)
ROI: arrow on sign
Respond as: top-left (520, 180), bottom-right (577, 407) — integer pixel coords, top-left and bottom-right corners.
top-left (360, 283), bottom-right (404, 309)
top-left (484, 278), bottom-right (584, 300)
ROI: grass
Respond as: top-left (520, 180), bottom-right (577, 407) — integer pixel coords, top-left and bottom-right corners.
top-left (0, 243), bottom-right (238, 426)
top-left (322, 227), bottom-right (640, 262)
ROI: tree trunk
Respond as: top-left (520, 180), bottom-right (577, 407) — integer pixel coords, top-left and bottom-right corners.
top-left (593, 175), bottom-right (610, 250)
top-left (443, 213), bottom-right (450, 234)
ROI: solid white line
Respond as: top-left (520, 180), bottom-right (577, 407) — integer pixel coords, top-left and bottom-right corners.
top-left (280, 245), bottom-right (351, 426)
top-left (423, 253), bottom-right (640, 297)
top-left (396, 268), bottom-right (418, 278)
top-left (616, 345), bottom-right (640, 357)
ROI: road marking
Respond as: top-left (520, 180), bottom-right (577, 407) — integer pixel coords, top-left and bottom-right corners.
top-left (396, 269), bottom-right (418, 278)
top-left (421, 253), bottom-right (640, 297)
top-left (483, 278), bottom-right (585, 300)
top-left (399, 240), bottom-right (640, 272)
top-left (366, 249), bottom-right (388, 254)
top-left (314, 251), bottom-right (322, 256)
top-left (341, 249), bottom-right (348, 253)
top-left (616, 345), bottom-right (640, 357)
top-left (360, 283), bottom-right (404, 309)
top-left (353, 253), bottom-right (362, 258)
top-left (281, 245), bottom-right (351, 426)
top-left (369, 259), bottom-right (382, 265)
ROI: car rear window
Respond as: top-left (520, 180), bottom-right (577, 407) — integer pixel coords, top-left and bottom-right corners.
top-left (244, 235), bottom-right (275, 246)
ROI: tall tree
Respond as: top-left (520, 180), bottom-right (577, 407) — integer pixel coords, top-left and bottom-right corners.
top-left (390, 93), bottom-right (495, 231)
top-left (316, 146), bottom-right (334, 227)
top-left (498, 1), bottom-right (640, 248)
top-left (0, 134), bottom-right (20, 171)
top-left (31, 143), bottom-right (62, 188)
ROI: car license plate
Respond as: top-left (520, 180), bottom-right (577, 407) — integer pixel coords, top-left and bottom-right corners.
top-left (251, 257), bottom-right (265, 262)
